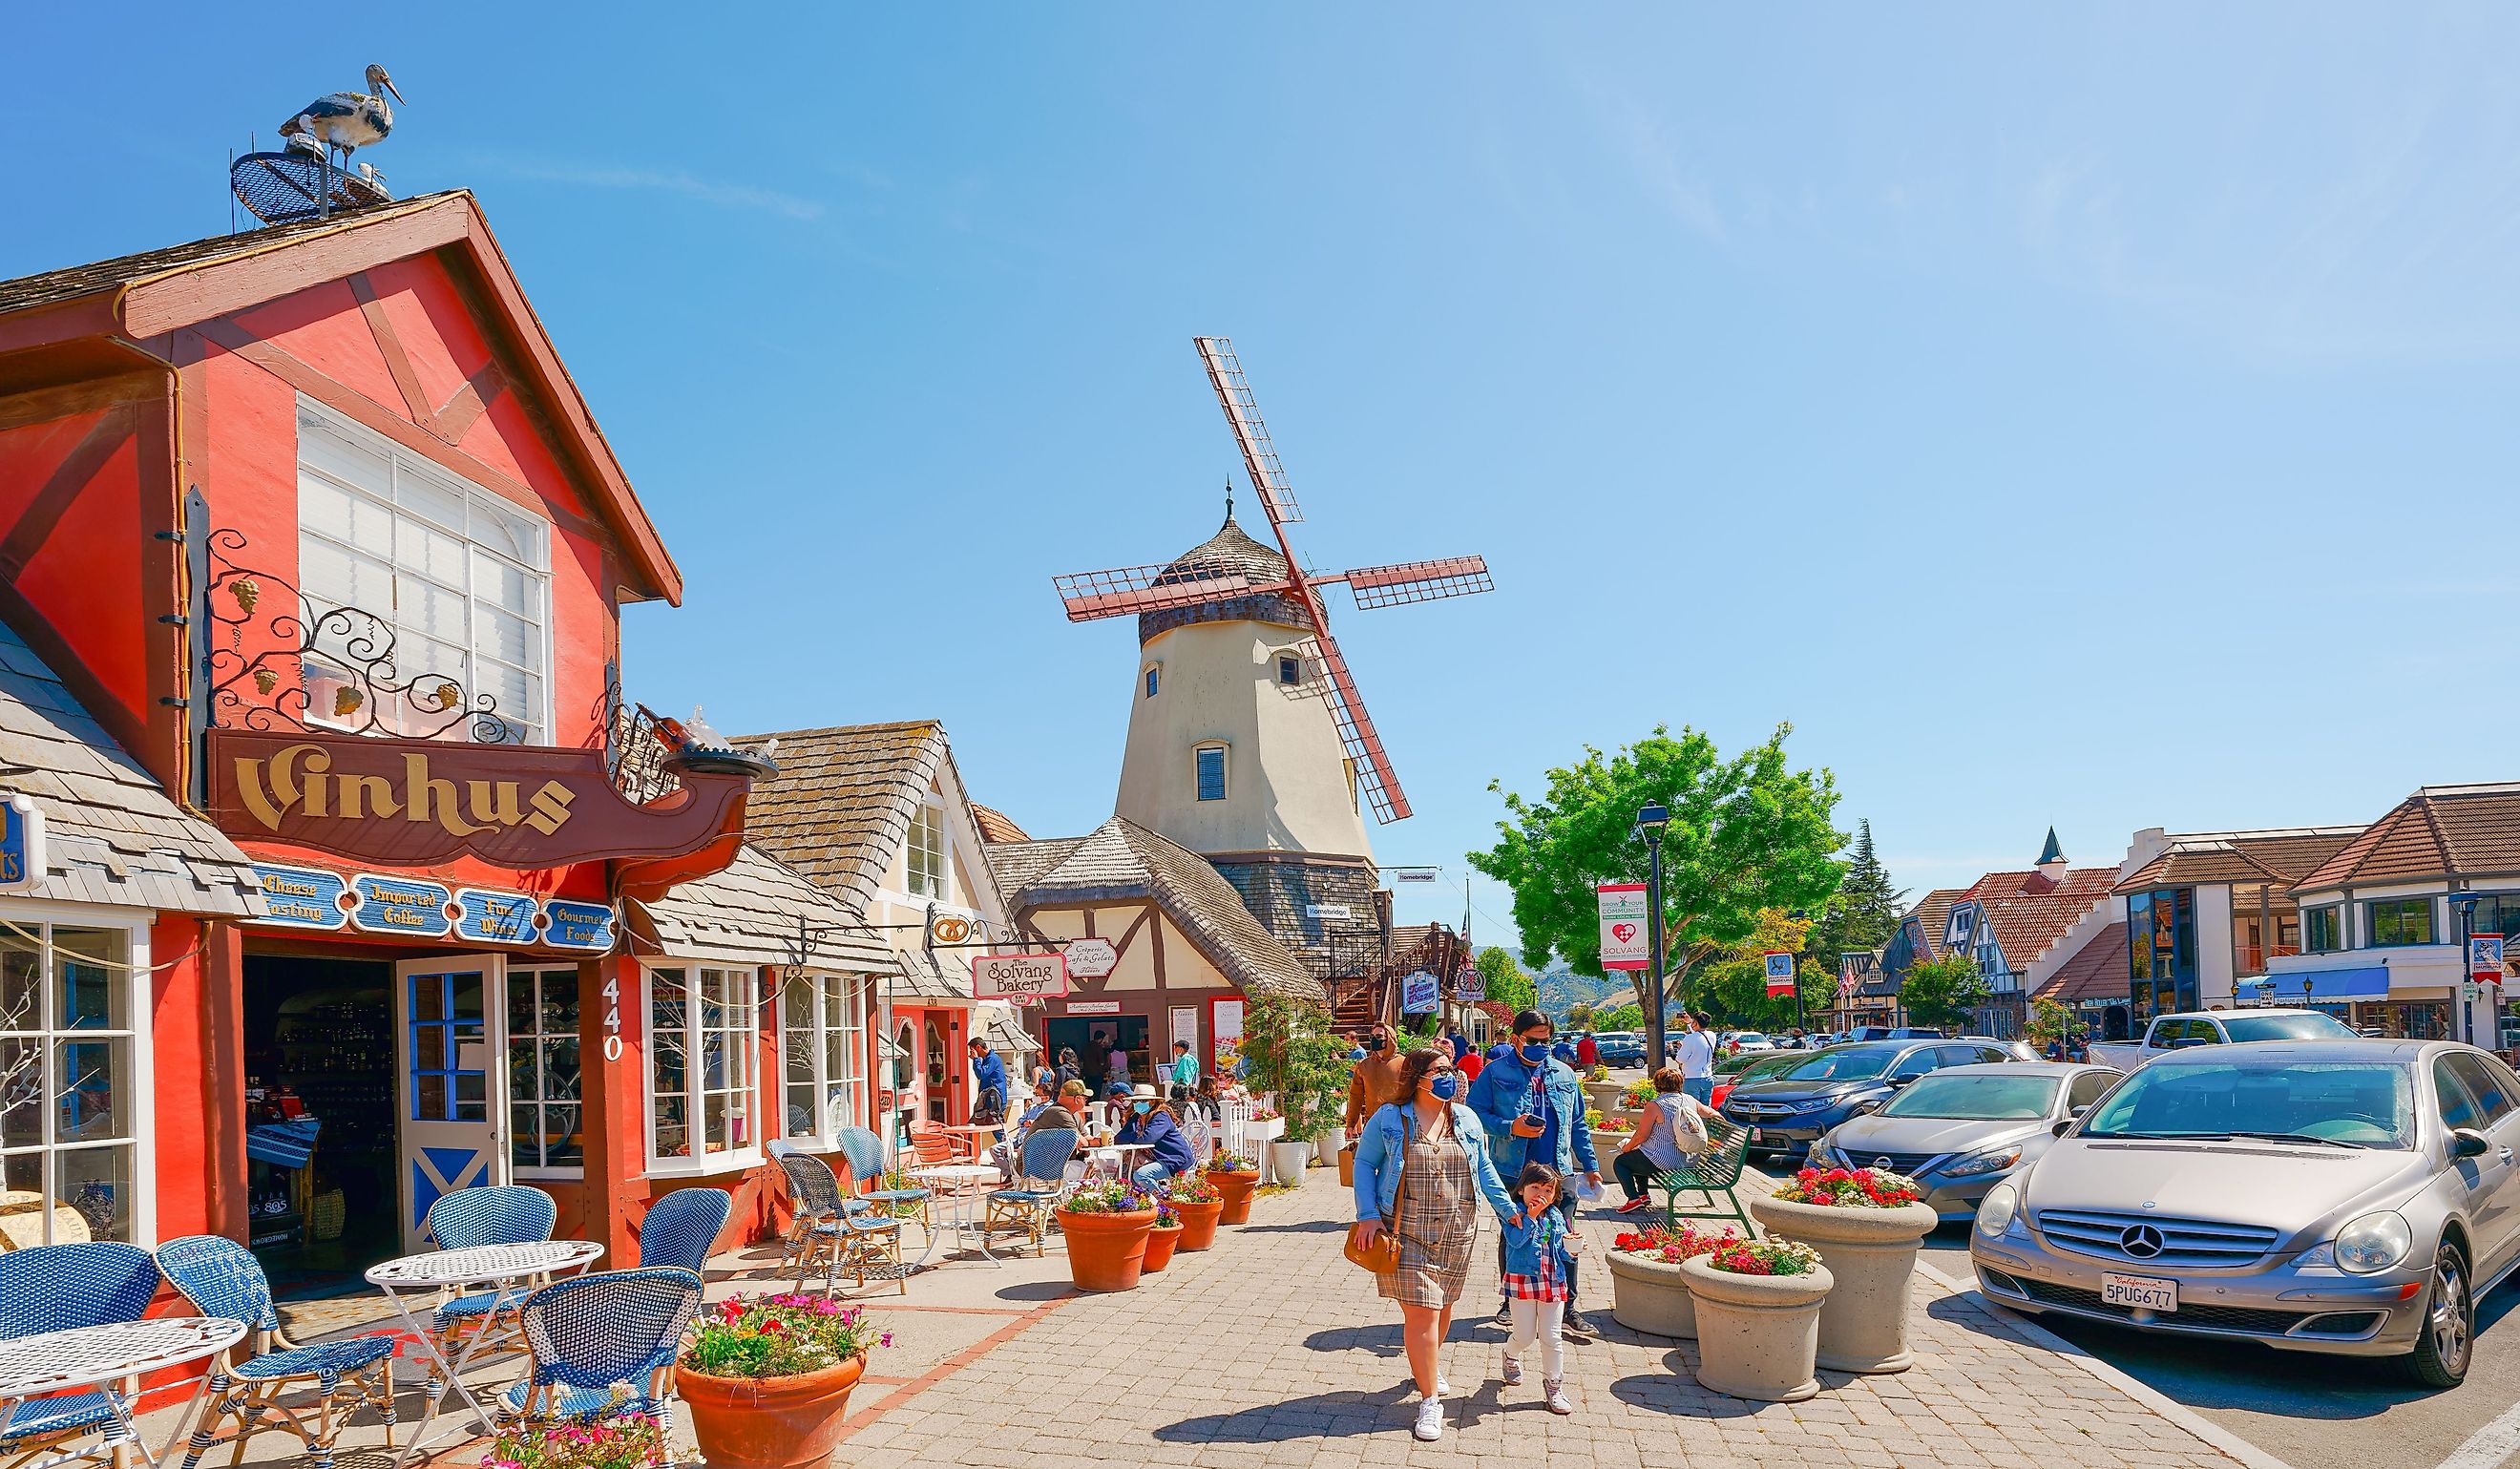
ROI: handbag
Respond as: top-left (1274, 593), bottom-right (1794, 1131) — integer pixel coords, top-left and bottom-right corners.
top-left (1343, 1108), bottom-right (1429, 1272)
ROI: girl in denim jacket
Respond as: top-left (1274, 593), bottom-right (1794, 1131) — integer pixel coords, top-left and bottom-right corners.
top-left (1495, 1163), bottom-right (1582, 1413)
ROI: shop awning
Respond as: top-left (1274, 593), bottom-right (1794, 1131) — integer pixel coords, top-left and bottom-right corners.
top-left (2237, 966), bottom-right (2391, 1004)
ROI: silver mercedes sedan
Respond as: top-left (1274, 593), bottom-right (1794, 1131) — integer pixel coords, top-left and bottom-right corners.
top-left (1810, 1063), bottom-right (2124, 1219)
top-left (1969, 1039), bottom-right (2520, 1388)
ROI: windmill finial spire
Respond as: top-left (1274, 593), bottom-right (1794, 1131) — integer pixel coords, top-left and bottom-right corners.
top-left (1225, 479), bottom-right (1234, 524)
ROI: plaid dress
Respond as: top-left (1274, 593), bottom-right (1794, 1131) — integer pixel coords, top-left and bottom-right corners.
top-left (1376, 1115), bottom-right (1479, 1309)
top-left (1502, 1210), bottom-right (1571, 1303)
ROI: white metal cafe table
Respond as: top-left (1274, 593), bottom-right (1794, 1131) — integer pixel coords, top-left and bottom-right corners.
top-left (907, 1162), bottom-right (1007, 1267)
top-left (0, 1315), bottom-right (246, 1468)
top-left (1082, 1142), bottom-right (1153, 1186)
top-left (366, 1238), bottom-right (604, 1464)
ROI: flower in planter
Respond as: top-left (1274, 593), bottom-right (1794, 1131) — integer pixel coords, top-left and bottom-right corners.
top-left (1596, 1115), bottom-right (1634, 1136)
top-left (1060, 1182), bottom-right (1159, 1215)
top-left (1770, 1166), bottom-right (1922, 1208)
top-left (1706, 1237), bottom-right (1824, 1277)
top-left (1162, 1172), bottom-right (1223, 1205)
top-left (1610, 1223), bottom-right (1739, 1266)
top-left (1154, 1201), bottom-right (1181, 1228)
top-left (682, 1294), bottom-right (890, 1380)
top-left (1204, 1151), bottom-right (1260, 1174)
top-left (484, 1410), bottom-right (673, 1469)
top-left (1250, 1106), bottom-right (1284, 1122)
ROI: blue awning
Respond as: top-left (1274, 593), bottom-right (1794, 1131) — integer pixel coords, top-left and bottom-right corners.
top-left (2236, 966), bottom-right (2392, 1004)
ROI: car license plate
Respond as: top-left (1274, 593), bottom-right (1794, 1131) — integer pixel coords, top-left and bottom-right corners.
top-left (2101, 1272), bottom-right (2176, 1312)
top-left (1747, 1127), bottom-right (1763, 1144)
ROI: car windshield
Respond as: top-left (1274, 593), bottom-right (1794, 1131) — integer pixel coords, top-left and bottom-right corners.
top-left (1774, 1045), bottom-right (1904, 1082)
top-left (1733, 1034), bottom-right (1769, 1044)
top-left (2220, 1014), bottom-right (2357, 1043)
top-left (2077, 1060), bottom-right (2413, 1148)
top-left (1879, 1073), bottom-right (2058, 1121)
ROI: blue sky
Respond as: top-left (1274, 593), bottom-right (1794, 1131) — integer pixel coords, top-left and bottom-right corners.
top-left (9, 8), bottom-right (2520, 954)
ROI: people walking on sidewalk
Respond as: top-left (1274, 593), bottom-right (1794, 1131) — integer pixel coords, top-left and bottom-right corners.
top-left (1495, 1163), bottom-right (1582, 1414)
top-left (1465, 1009), bottom-right (1602, 1340)
top-left (1343, 1024), bottom-right (1408, 1140)
top-left (1351, 1047), bottom-right (1515, 1443)
top-left (1613, 1065), bottom-right (1720, 1212)
top-left (1676, 1012), bottom-right (1717, 1103)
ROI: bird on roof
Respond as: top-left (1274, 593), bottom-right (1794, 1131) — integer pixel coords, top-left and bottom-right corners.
top-left (280, 64), bottom-right (404, 161)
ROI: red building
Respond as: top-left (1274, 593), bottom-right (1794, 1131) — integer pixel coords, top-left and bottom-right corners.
top-left (0, 192), bottom-right (870, 1296)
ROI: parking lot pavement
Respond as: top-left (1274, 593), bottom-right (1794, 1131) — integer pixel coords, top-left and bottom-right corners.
top-left (1921, 1223), bottom-right (2520, 1469)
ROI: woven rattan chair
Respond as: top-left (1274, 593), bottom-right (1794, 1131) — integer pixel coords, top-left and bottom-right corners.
top-left (980, 1126), bottom-right (1079, 1258)
top-left (835, 1126), bottom-right (929, 1224)
top-left (422, 1185), bottom-right (559, 1387)
top-left (776, 1151), bottom-right (904, 1296)
top-left (496, 1268), bottom-right (702, 1427)
top-left (0, 1241), bottom-right (161, 1469)
top-left (156, 1235), bottom-right (397, 1469)
top-left (1652, 1118), bottom-right (1756, 1234)
top-left (637, 1187), bottom-right (732, 1276)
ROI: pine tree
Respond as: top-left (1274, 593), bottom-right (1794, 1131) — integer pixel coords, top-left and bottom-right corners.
top-left (1806, 820), bottom-right (1907, 967)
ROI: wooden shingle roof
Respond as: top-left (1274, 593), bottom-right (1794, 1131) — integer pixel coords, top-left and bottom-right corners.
top-left (736, 720), bottom-right (976, 914)
top-left (2295, 785), bottom-right (2520, 892)
top-left (634, 845), bottom-right (895, 972)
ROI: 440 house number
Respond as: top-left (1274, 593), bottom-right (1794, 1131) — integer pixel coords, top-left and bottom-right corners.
top-left (602, 974), bottom-right (623, 1061)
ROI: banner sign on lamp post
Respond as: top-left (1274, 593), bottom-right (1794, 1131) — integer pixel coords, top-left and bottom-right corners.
top-left (1764, 951), bottom-right (1796, 997)
top-left (1599, 884), bottom-right (1650, 971)
top-left (973, 952), bottom-right (1069, 1001)
top-left (2471, 934), bottom-right (2504, 985)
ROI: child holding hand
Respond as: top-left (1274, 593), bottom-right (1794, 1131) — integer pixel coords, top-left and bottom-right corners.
top-left (1496, 1162), bottom-right (1581, 1414)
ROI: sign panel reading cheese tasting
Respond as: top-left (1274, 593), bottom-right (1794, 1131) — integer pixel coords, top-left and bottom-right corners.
top-left (973, 952), bottom-right (1069, 1001)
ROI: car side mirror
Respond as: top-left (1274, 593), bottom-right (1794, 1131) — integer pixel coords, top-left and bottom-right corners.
top-left (2453, 1128), bottom-right (2493, 1160)
top-left (2069, 1104), bottom-right (2090, 1118)
top-left (2051, 1119), bottom-right (2075, 1139)
top-left (1886, 1074), bottom-right (1920, 1088)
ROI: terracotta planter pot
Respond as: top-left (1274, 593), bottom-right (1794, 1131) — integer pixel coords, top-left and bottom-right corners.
top-left (1171, 1197), bottom-right (1224, 1250)
top-left (1060, 1207), bottom-right (1159, 1291)
top-left (1142, 1222), bottom-right (1183, 1272)
top-left (1750, 1190), bottom-right (1939, 1373)
top-left (1606, 1249), bottom-right (1698, 1339)
top-left (1680, 1254), bottom-right (1834, 1403)
top-left (679, 1353), bottom-right (867, 1469)
top-left (1208, 1169), bottom-right (1260, 1224)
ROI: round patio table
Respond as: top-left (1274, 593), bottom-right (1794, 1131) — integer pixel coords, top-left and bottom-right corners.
top-left (366, 1239), bottom-right (604, 1465)
top-left (0, 1316), bottom-right (246, 1468)
top-left (908, 1163), bottom-right (1007, 1267)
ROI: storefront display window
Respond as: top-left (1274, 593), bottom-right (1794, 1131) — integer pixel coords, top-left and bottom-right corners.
top-left (647, 965), bottom-right (755, 1170)
top-left (780, 973), bottom-right (865, 1144)
top-left (2125, 889), bottom-right (2196, 1015)
top-left (0, 922), bottom-right (146, 1247)
top-left (2355, 999), bottom-right (2451, 1040)
top-left (2304, 904), bottom-right (2345, 955)
top-left (507, 969), bottom-right (581, 1173)
top-left (2367, 898), bottom-right (2435, 948)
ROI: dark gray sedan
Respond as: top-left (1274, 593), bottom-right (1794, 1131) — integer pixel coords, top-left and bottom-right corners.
top-left (1809, 1063), bottom-right (2123, 1219)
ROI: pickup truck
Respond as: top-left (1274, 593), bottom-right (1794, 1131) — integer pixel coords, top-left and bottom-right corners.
top-left (2086, 1008), bottom-right (2355, 1070)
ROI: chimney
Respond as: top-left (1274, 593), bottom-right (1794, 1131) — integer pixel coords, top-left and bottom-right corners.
top-left (2035, 827), bottom-right (2068, 885)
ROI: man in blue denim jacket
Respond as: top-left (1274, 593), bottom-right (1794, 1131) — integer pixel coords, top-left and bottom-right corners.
top-left (1465, 1009), bottom-right (1602, 1338)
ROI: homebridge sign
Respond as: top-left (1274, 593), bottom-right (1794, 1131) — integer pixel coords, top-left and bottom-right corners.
top-left (207, 728), bottom-right (750, 870)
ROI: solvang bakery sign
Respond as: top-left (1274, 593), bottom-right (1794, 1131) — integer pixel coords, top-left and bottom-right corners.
top-left (206, 728), bottom-right (752, 870)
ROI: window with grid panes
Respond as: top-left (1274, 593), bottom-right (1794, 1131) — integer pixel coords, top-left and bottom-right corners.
top-left (507, 969), bottom-right (581, 1171)
top-left (0, 925), bottom-right (143, 1246)
top-left (647, 965), bottom-right (756, 1167)
top-left (295, 399), bottom-right (552, 743)
top-left (906, 805), bottom-right (945, 899)
top-left (780, 973), bottom-right (866, 1144)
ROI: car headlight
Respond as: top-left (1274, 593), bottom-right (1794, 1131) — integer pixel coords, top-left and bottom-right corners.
top-left (2332, 1211), bottom-right (2413, 1274)
top-left (1976, 1183), bottom-right (2018, 1239)
top-left (1942, 1144), bottom-right (2024, 1179)
top-left (1791, 1097), bottom-right (1835, 1113)
top-left (1806, 1140), bottom-right (1839, 1167)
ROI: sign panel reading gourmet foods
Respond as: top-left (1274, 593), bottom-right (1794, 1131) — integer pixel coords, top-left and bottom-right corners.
top-left (1598, 884), bottom-right (1650, 971)
top-left (206, 728), bottom-right (753, 871)
top-left (973, 951), bottom-right (1069, 1001)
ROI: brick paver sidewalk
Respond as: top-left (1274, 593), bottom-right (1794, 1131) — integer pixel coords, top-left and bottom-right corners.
top-left (837, 1174), bottom-right (2246, 1468)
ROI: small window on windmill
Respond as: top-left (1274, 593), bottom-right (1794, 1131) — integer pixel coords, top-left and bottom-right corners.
top-left (1144, 664), bottom-right (1161, 698)
top-left (1277, 654), bottom-right (1301, 687)
top-left (1195, 745), bottom-right (1228, 802)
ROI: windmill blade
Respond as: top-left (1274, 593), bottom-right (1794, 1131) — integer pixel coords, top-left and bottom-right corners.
top-left (1193, 336), bottom-right (1304, 527)
top-left (1333, 555), bottom-right (1496, 610)
top-left (1051, 562), bottom-right (1289, 622)
top-left (1306, 629), bottom-right (1411, 824)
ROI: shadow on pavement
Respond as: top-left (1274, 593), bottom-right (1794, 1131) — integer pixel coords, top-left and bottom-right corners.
top-left (1152, 1385), bottom-right (1417, 1443)
top-left (1236, 1220), bottom-right (1349, 1235)
top-left (992, 1280), bottom-right (1078, 1304)
top-left (1605, 1354), bottom-right (1806, 1419)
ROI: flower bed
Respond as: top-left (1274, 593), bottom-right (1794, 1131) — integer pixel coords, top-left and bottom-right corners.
top-left (1767, 1166), bottom-right (1922, 1208)
top-left (486, 1413), bottom-right (670, 1469)
top-left (1606, 1223), bottom-right (1741, 1339)
top-left (1060, 1181), bottom-right (1159, 1215)
top-left (1705, 1237), bottom-right (1823, 1277)
top-left (1611, 1223), bottom-right (1737, 1266)
top-left (1595, 1114), bottom-right (1634, 1136)
top-left (1205, 1151), bottom-right (1260, 1174)
top-left (684, 1293), bottom-right (890, 1378)
top-left (1622, 1077), bottom-right (1656, 1110)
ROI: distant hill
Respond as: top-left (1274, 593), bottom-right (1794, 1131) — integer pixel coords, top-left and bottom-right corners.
top-left (1536, 960), bottom-right (1633, 1024)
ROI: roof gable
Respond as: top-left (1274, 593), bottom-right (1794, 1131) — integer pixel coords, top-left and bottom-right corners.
top-left (734, 720), bottom-right (1005, 918)
top-left (2294, 786), bottom-right (2520, 891)
top-left (2116, 829), bottom-right (2364, 893)
top-left (1963, 868), bottom-right (2117, 973)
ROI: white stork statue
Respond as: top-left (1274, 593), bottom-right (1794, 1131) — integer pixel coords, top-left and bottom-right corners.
top-left (280, 64), bottom-right (404, 163)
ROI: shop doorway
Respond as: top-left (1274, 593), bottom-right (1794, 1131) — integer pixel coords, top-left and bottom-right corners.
top-left (1044, 1016), bottom-right (1149, 1094)
top-left (393, 955), bottom-right (510, 1252)
top-left (242, 955), bottom-right (397, 1297)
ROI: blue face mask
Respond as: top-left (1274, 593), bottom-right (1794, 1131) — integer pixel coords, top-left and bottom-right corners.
top-left (1132, 1102), bottom-right (1151, 1116)
top-left (1519, 1042), bottom-right (1549, 1063)
top-left (1428, 1074), bottom-right (1460, 1102)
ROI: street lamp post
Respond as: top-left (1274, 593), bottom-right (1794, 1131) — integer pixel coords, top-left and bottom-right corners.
top-left (2450, 892), bottom-right (2481, 1047)
top-left (1788, 909), bottom-right (1809, 1039)
top-left (1638, 803), bottom-right (1671, 1074)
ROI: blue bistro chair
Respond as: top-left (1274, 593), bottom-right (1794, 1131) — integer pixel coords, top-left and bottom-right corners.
top-left (982, 1126), bottom-right (1080, 1258)
top-left (423, 1185), bottom-right (559, 1384)
top-left (155, 1235), bottom-right (397, 1469)
top-left (636, 1187), bottom-right (732, 1276)
top-left (775, 1151), bottom-right (904, 1297)
top-left (497, 1268), bottom-right (702, 1428)
top-left (835, 1126), bottom-right (929, 1224)
top-left (0, 1241), bottom-right (160, 1467)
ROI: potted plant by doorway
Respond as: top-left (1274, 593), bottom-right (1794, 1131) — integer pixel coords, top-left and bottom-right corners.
top-left (1681, 1236), bottom-right (1833, 1403)
top-left (677, 1292), bottom-right (891, 1469)
top-left (1142, 1199), bottom-right (1185, 1273)
top-left (1205, 1152), bottom-right (1262, 1224)
top-left (1165, 1171), bottom-right (1226, 1249)
top-left (1749, 1166), bottom-right (1938, 1373)
top-left (1057, 1182), bottom-right (1161, 1291)
top-left (1605, 1222), bottom-right (1737, 1340)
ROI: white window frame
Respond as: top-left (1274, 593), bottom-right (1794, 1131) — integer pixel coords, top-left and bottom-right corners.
top-left (1194, 744), bottom-right (1229, 802)
top-left (294, 397), bottom-right (556, 744)
top-left (0, 902), bottom-right (155, 1249)
top-left (507, 966), bottom-right (584, 1180)
top-left (906, 803), bottom-right (947, 901)
top-left (778, 971), bottom-right (868, 1151)
top-left (641, 963), bottom-right (761, 1178)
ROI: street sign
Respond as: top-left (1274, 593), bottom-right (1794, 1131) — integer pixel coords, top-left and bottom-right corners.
top-left (1063, 936), bottom-right (1119, 979)
top-left (973, 951), bottom-right (1069, 1001)
top-left (1599, 884), bottom-right (1650, 971)
top-left (1306, 903), bottom-right (1352, 919)
top-left (1401, 970), bottom-right (1440, 1014)
top-left (1453, 961), bottom-right (1483, 1002)
top-left (1393, 868), bottom-right (1441, 882)
top-left (1764, 951), bottom-right (1796, 997)
top-left (0, 794), bottom-right (43, 893)
top-left (2472, 934), bottom-right (2505, 985)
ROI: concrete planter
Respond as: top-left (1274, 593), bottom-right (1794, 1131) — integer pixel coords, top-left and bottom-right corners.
top-left (1268, 1140), bottom-right (1313, 1184)
top-left (1680, 1254), bottom-right (1834, 1403)
top-left (1584, 1081), bottom-right (1632, 1116)
top-left (1749, 1190), bottom-right (1939, 1373)
top-left (1606, 1249), bottom-right (1697, 1339)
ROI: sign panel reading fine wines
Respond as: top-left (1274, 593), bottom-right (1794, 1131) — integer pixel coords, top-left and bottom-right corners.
top-left (973, 952), bottom-right (1069, 1000)
top-left (1598, 884), bottom-right (1650, 971)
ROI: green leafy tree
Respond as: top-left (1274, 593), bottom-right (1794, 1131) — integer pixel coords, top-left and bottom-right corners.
top-left (1470, 724), bottom-right (1846, 1018)
top-left (1804, 820), bottom-right (1906, 971)
top-left (1898, 952), bottom-right (1990, 1031)
top-left (1236, 994), bottom-right (1353, 1140)
top-left (1566, 1002), bottom-right (1598, 1032)
top-left (1695, 909), bottom-right (1836, 1031)
top-left (1594, 1002), bottom-right (1645, 1032)
top-left (2025, 997), bottom-right (2078, 1051)
top-left (1473, 947), bottom-right (1536, 1018)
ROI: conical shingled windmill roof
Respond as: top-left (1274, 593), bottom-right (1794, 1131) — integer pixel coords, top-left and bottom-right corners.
top-left (1137, 510), bottom-right (1311, 642)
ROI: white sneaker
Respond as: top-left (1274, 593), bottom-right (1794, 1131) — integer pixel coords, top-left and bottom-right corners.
top-left (1500, 1354), bottom-right (1522, 1386)
top-left (1414, 1396), bottom-right (1445, 1441)
top-left (1544, 1379), bottom-right (1573, 1415)
top-left (1435, 1374), bottom-right (1452, 1397)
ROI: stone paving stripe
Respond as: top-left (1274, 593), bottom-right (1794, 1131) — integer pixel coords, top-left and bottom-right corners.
top-left (833, 1292), bottom-right (1077, 1438)
top-left (2434, 1392), bottom-right (2520, 1469)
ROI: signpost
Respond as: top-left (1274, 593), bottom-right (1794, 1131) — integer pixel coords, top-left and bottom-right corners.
top-left (1453, 960), bottom-right (1483, 1003)
top-left (1598, 884), bottom-right (1650, 971)
top-left (2472, 934), bottom-right (2505, 985)
top-left (973, 951), bottom-right (1069, 1002)
top-left (1764, 951), bottom-right (1796, 997)
top-left (1400, 969), bottom-right (1440, 1015)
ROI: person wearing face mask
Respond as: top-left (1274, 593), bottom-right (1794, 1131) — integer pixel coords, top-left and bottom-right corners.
top-left (1351, 1047), bottom-right (1514, 1443)
top-left (1343, 1025), bottom-right (1409, 1140)
top-left (1465, 1010), bottom-right (1602, 1340)
top-left (1115, 1083), bottom-right (1194, 1190)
